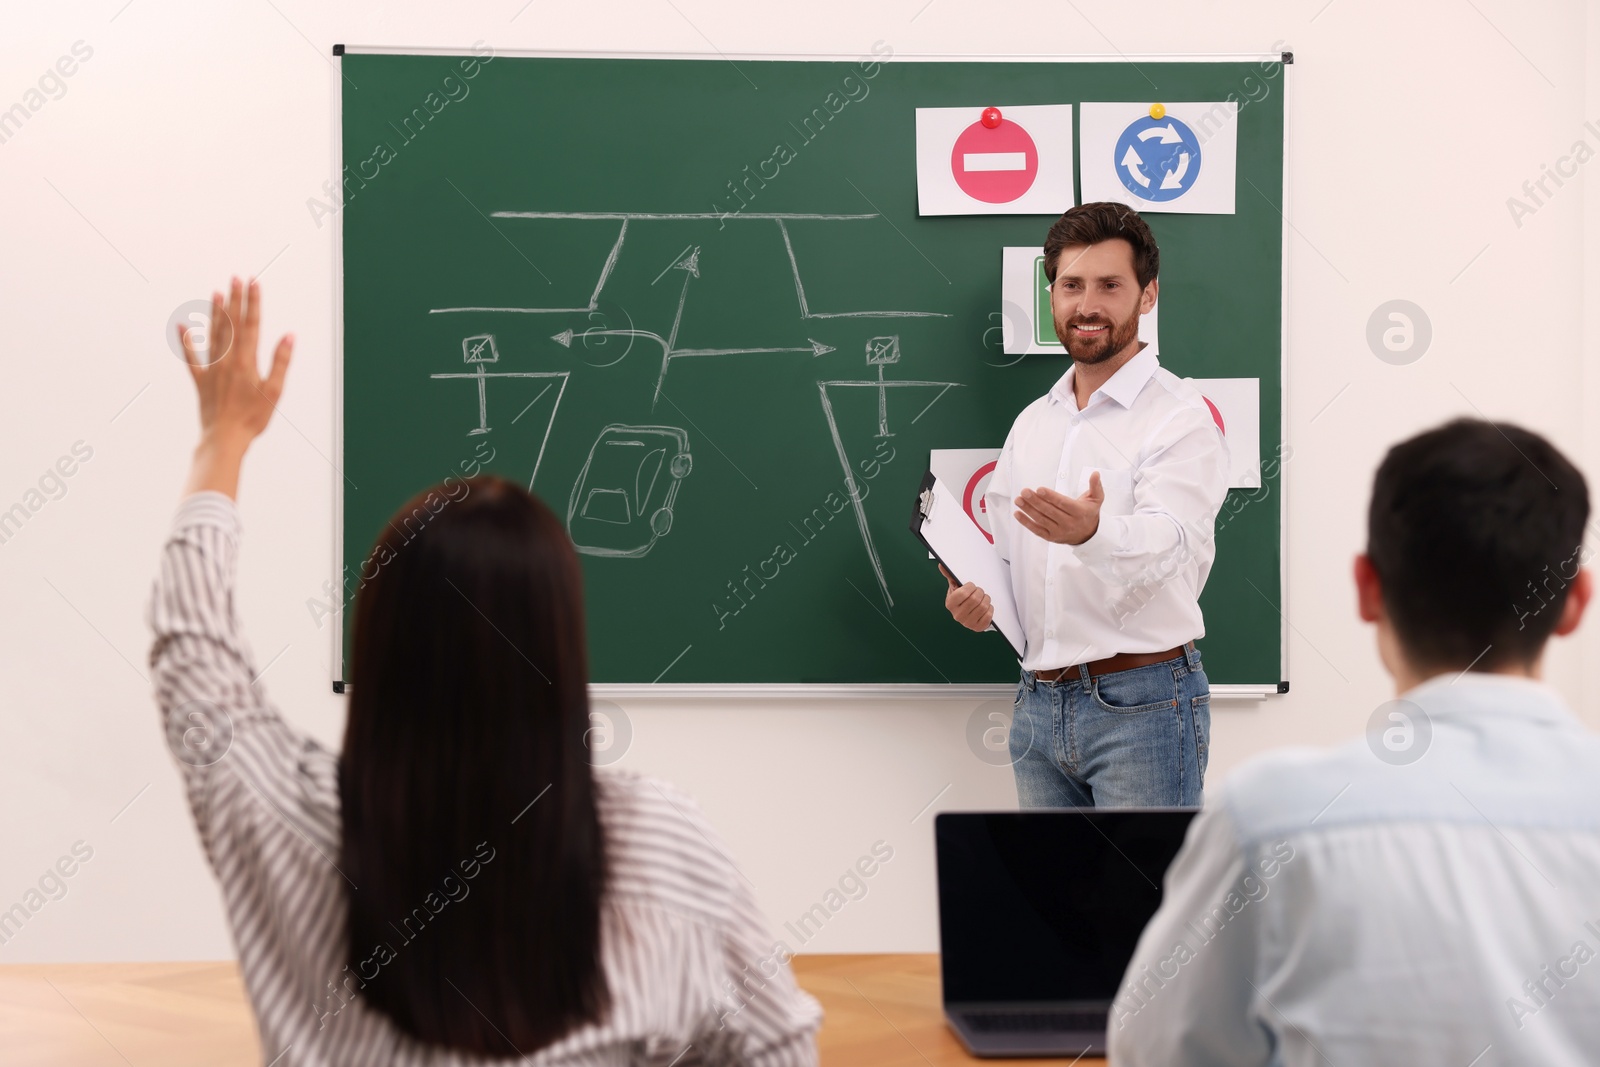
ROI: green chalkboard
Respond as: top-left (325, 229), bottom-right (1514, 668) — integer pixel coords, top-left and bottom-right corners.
top-left (337, 50), bottom-right (1286, 688)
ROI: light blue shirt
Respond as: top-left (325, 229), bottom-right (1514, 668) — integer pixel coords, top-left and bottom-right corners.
top-left (1110, 672), bottom-right (1600, 1067)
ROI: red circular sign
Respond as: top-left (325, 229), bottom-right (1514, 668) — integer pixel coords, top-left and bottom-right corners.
top-left (963, 460), bottom-right (999, 543)
top-left (950, 118), bottom-right (1038, 204)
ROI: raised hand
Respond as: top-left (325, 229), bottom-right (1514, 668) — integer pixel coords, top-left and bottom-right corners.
top-left (179, 277), bottom-right (293, 447)
top-left (177, 277), bottom-right (294, 499)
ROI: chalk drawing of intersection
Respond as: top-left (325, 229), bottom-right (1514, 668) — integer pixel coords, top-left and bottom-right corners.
top-left (429, 205), bottom-right (957, 574)
top-left (568, 424), bottom-right (694, 558)
top-left (428, 210), bottom-right (951, 406)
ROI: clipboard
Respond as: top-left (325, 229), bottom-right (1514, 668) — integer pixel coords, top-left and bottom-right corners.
top-left (910, 469), bottom-right (1026, 660)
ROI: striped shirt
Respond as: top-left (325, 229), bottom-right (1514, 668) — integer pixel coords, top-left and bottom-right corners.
top-left (147, 492), bottom-right (822, 1066)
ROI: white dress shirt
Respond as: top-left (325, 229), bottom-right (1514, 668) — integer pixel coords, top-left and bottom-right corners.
top-left (984, 345), bottom-right (1230, 670)
top-left (1111, 672), bottom-right (1600, 1067)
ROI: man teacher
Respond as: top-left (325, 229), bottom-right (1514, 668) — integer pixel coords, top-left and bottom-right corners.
top-left (943, 201), bottom-right (1230, 807)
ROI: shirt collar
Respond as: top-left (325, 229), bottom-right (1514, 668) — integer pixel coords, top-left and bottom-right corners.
top-left (1048, 344), bottom-right (1161, 411)
top-left (1401, 670), bottom-right (1577, 730)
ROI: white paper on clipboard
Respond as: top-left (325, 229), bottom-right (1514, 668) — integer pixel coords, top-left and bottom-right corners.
top-left (913, 473), bottom-right (1026, 660)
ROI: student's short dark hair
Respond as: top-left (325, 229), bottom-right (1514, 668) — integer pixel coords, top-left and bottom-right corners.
top-left (1042, 201), bottom-right (1160, 289)
top-left (1366, 418), bottom-right (1590, 671)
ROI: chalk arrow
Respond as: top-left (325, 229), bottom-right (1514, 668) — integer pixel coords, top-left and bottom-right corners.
top-left (1159, 151), bottom-right (1191, 190)
top-left (810, 338), bottom-right (836, 357)
top-left (1120, 145), bottom-right (1150, 188)
top-left (551, 329), bottom-right (573, 347)
top-left (674, 343), bottom-right (831, 358)
top-left (1139, 122), bottom-right (1183, 144)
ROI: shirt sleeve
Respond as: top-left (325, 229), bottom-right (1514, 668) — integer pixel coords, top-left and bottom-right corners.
top-left (659, 794), bottom-right (821, 1067)
top-left (1107, 802), bottom-right (1276, 1067)
top-left (146, 492), bottom-right (334, 870)
top-left (703, 877), bottom-right (824, 1066)
top-left (1071, 410), bottom-right (1229, 586)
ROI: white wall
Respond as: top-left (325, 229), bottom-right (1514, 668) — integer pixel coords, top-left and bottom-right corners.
top-left (0, 0), bottom-right (1592, 962)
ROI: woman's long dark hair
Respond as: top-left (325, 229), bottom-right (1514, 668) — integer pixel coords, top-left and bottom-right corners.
top-left (340, 475), bottom-right (608, 1055)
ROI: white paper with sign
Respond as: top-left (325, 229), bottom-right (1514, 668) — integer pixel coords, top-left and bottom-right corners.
top-left (1078, 102), bottom-right (1238, 215)
top-left (915, 104), bottom-right (1075, 216)
top-left (929, 448), bottom-right (1005, 544)
top-left (1193, 378), bottom-right (1261, 488)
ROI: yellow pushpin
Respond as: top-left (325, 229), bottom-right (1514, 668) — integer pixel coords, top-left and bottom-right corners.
top-left (1149, 102), bottom-right (1166, 120)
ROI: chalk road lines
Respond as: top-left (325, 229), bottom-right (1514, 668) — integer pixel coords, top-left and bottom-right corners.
top-left (427, 212), bottom-right (952, 322)
top-left (428, 210), bottom-right (960, 611)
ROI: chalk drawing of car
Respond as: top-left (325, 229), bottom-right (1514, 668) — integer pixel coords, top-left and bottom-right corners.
top-left (566, 424), bottom-right (693, 558)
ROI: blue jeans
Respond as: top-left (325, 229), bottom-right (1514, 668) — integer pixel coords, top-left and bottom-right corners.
top-left (1008, 644), bottom-right (1210, 807)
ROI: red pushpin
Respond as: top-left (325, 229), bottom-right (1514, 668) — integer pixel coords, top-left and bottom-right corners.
top-left (981, 106), bottom-right (1002, 129)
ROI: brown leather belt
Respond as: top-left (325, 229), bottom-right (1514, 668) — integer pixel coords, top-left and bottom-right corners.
top-left (1032, 641), bottom-right (1194, 683)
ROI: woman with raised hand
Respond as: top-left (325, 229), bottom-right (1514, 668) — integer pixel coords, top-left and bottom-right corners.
top-left (150, 277), bottom-right (820, 1065)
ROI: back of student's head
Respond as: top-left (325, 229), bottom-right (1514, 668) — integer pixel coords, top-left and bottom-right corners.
top-left (1367, 418), bottom-right (1589, 672)
top-left (340, 475), bottom-right (608, 1054)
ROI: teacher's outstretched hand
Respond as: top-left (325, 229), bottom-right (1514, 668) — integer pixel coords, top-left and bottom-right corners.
top-left (1014, 472), bottom-right (1103, 546)
top-left (176, 277), bottom-right (294, 501)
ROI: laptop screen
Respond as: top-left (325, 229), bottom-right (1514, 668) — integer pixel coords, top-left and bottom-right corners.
top-left (935, 810), bottom-right (1197, 1004)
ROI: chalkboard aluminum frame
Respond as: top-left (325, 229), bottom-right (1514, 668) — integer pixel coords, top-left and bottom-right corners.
top-left (329, 46), bottom-right (1291, 701)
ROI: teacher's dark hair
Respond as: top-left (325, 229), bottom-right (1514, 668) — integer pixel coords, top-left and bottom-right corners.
top-left (1366, 418), bottom-right (1589, 672)
top-left (340, 475), bottom-right (608, 1055)
top-left (1042, 201), bottom-right (1160, 289)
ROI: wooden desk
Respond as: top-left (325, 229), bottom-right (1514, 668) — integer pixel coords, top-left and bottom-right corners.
top-left (0, 955), bottom-right (1106, 1065)
top-left (794, 954), bottom-right (1107, 1067)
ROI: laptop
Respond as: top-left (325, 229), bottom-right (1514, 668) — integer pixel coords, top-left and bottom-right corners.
top-left (934, 809), bottom-right (1197, 1057)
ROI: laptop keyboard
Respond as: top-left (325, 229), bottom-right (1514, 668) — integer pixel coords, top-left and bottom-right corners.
top-left (965, 1009), bottom-right (1106, 1033)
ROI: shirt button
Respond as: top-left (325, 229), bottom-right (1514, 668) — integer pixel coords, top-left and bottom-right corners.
top-left (1044, 629), bottom-right (1055, 638)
